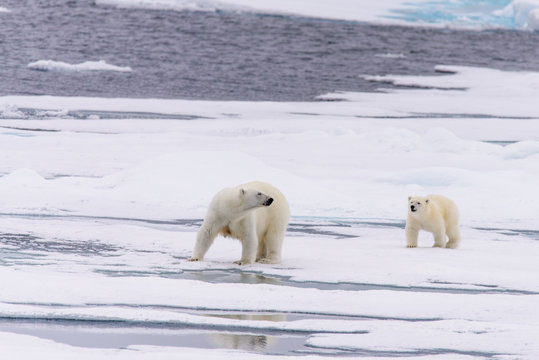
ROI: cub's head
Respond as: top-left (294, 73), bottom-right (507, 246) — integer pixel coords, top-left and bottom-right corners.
top-left (408, 196), bottom-right (429, 215)
top-left (240, 188), bottom-right (274, 209)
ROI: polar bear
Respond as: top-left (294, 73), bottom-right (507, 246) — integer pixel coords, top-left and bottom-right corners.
top-left (188, 181), bottom-right (290, 265)
top-left (405, 194), bottom-right (461, 249)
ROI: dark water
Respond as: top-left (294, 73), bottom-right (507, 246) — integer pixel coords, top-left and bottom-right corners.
top-left (1, 0), bottom-right (539, 101)
top-left (0, 319), bottom-right (501, 358)
top-left (0, 319), bottom-right (310, 355)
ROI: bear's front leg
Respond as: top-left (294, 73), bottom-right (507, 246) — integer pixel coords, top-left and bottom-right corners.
top-left (188, 222), bottom-right (219, 261)
top-left (405, 223), bottom-right (419, 248)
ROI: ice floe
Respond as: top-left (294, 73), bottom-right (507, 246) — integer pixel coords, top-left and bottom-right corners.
top-left (1, 63), bottom-right (538, 358)
top-left (27, 60), bottom-right (133, 73)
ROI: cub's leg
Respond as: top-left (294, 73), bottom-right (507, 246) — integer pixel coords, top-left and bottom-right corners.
top-left (445, 227), bottom-right (461, 249)
top-left (405, 224), bottom-right (419, 248)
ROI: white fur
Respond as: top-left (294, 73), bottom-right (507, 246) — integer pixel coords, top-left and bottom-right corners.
top-left (405, 194), bottom-right (461, 249)
top-left (188, 181), bottom-right (290, 265)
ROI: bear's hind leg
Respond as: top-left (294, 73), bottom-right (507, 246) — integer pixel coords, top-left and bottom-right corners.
top-left (432, 228), bottom-right (447, 248)
top-left (257, 227), bottom-right (284, 264)
top-left (235, 221), bottom-right (258, 265)
top-left (256, 236), bottom-right (267, 262)
top-left (445, 227), bottom-right (461, 249)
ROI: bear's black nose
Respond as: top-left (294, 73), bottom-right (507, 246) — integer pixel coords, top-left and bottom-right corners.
top-left (264, 198), bottom-right (274, 206)
top-left (410, 205), bottom-right (416, 212)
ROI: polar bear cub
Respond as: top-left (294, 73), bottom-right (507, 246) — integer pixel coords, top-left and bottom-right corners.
top-left (188, 181), bottom-right (290, 265)
top-left (405, 194), bottom-right (461, 249)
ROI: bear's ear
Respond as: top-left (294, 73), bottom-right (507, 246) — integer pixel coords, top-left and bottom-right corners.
top-left (408, 196), bottom-right (411, 201)
top-left (240, 188), bottom-right (245, 196)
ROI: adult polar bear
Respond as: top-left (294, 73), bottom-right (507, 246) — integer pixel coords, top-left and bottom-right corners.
top-left (405, 194), bottom-right (461, 249)
top-left (188, 181), bottom-right (290, 265)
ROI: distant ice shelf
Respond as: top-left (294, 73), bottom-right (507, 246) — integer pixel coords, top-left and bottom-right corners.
top-left (95, 0), bottom-right (539, 30)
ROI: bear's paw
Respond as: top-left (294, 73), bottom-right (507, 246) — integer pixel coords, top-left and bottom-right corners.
top-left (234, 259), bottom-right (254, 266)
top-left (257, 257), bottom-right (280, 264)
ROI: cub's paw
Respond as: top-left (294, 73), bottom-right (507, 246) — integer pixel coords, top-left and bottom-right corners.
top-left (406, 244), bottom-right (417, 248)
top-left (256, 257), bottom-right (280, 264)
top-left (187, 257), bottom-right (200, 262)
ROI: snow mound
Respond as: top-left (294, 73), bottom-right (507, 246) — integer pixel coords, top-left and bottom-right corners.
top-left (99, 150), bottom-right (340, 217)
top-left (374, 167), bottom-right (476, 187)
top-left (503, 140), bottom-right (539, 160)
top-left (27, 60), bottom-right (132, 73)
top-left (0, 168), bottom-right (47, 187)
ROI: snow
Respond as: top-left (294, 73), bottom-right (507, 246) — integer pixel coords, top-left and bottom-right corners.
top-left (95, 0), bottom-right (539, 30)
top-left (320, 65), bottom-right (539, 118)
top-left (1, 64), bottom-right (539, 358)
top-left (306, 320), bottom-right (539, 356)
top-left (27, 60), bottom-right (133, 73)
top-left (2, 66), bottom-right (539, 224)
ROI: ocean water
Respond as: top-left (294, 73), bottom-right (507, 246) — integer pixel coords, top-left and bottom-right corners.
top-left (2, 0), bottom-right (539, 101)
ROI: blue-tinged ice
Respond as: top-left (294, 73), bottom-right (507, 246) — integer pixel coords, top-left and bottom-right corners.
top-left (386, 0), bottom-right (517, 29)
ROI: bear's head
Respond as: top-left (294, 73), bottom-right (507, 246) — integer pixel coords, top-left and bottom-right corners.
top-left (408, 196), bottom-right (429, 215)
top-left (240, 188), bottom-right (274, 210)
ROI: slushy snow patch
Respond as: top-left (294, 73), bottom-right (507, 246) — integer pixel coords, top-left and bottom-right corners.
top-left (0, 104), bottom-right (25, 119)
top-left (28, 60), bottom-right (133, 73)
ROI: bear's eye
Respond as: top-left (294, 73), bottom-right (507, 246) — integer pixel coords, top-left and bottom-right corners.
top-left (257, 192), bottom-right (262, 196)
